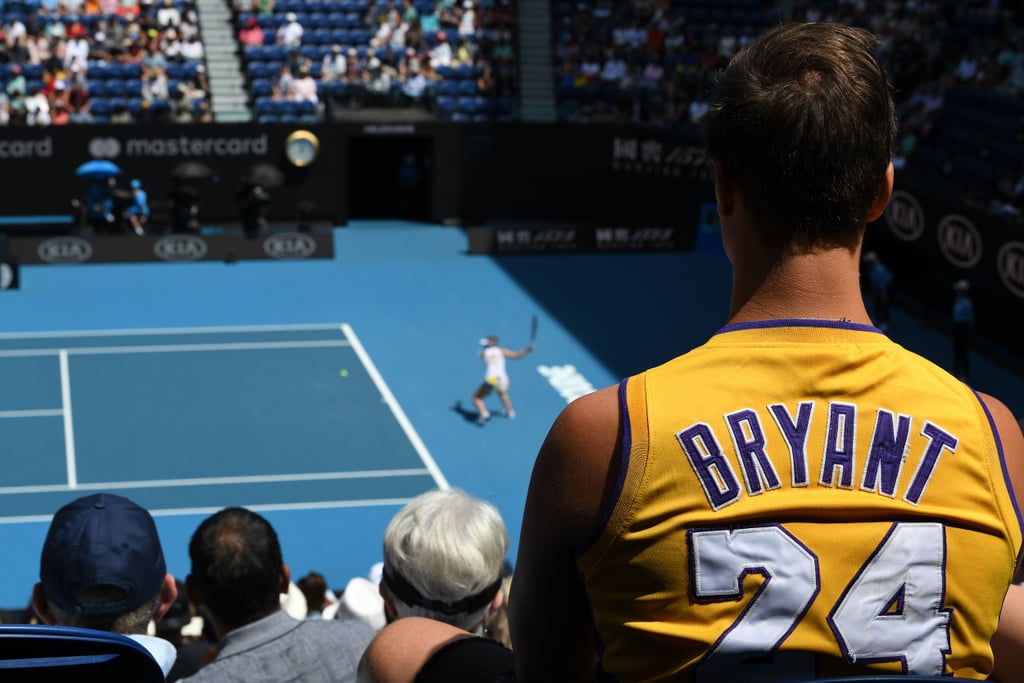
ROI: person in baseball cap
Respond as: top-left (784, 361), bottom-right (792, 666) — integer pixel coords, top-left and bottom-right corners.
top-left (31, 493), bottom-right (179, 676)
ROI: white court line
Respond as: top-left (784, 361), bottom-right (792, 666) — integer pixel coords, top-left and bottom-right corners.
top-left (0, 497), bottom-right (418, 525)
top-left (0, 323), bottom-right (349, 340)
top-left (342, 323), bottom-right (450, 491)
top-left (60, 350), bottom-right (77, 489)
top-left (0, 340), bottom-right (350, 358)
top-left (0, 468), bottom-right (433, 496)
top-left (0, 409), bottom-right (63, 419)
top-left (0, 323), bottom-right (445, 509)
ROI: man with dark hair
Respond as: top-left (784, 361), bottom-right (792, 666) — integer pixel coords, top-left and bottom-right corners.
top-left (31, 492), bottom-right (180, 677)
top-left (511, 22), bottom-right (1024, 681)
top-left (180, 507), bottom-right (375, 682)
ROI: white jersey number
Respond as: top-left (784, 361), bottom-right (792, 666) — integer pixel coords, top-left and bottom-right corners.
top-left (692, 522), bottom-right (949, 682)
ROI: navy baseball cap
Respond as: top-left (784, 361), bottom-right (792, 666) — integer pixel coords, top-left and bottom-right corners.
top-left (40, 493), bottom-right (167, 615)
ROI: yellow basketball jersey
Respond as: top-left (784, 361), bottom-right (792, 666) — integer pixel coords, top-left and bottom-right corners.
top-left (576, 320), bottom-right (1022, 682)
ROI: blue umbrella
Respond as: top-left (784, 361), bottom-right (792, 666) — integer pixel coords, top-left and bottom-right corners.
top-left (75, 159), bottom-right (122, 178)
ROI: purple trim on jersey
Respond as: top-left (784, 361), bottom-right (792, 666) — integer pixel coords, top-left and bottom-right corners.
top-left (718, 318), bottom-right (884, 334)
top-left (575, 378), bottom-right (632, 558)
top-left (973, 389), bottom-right (1024, 542)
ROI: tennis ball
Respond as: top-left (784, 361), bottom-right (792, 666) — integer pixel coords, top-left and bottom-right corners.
top-left (340, 369), bottom-right (349, 377)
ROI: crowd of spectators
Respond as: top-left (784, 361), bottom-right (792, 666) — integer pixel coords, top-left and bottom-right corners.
top-left (236, 0), bottom-right (519, 122)
top-left (551, 0), bottom-right (1024, 214)
top-left (6, 487), bottom-right (510, 682)
top-left (1, 0), bottom-right (212, 124)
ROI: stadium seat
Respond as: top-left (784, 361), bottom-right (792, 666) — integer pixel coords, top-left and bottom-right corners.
top-left (246, 61), bottom-right (274, 79)
top-left (104, 80), bottom-right (129, 97)
top-left (89, 98), bottom-right (113, 116)
top-left (435, 94), bottom-right (457, 118)
top-left (436, 79), bottom-right (458, 97)
top-left (0, 624), bottom-right (164, 682)
top-left (456, 95), bottom-right (483, 115)
top-left (251, 77), bottom-right (273, 96)
top-left (254, 96), bottom-right (276, 116)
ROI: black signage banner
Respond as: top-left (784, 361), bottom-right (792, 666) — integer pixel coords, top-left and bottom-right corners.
top-left (468, 224), bottom-right (696, 254)
top-left (5, 230), bottom-right (334, 265)
top-left (869, 176), bottom-right (1024, 352)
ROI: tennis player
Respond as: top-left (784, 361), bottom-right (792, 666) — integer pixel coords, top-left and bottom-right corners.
top-left (472, 335), bottom-right (533, 424)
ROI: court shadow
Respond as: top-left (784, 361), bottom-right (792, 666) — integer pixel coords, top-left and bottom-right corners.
top-left (452, 400), bottom-right (488, 426)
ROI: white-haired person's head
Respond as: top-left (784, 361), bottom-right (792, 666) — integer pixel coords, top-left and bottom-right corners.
top-left (380, 488), bottom-right (509, 633)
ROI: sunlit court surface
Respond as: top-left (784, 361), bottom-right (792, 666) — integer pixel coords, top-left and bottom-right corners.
top-left (0, 324), bottom-right (445, 516)
top-left (1, 220), bottom-right (1022, 610)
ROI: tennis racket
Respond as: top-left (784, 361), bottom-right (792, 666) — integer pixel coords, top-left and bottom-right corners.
top-left (529, 315), bottom-right (538, 344)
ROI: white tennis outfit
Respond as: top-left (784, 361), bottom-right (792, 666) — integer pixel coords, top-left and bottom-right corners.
top-left (481, 345), bottom-right (509, 391)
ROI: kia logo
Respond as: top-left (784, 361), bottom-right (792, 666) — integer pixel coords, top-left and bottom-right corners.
top-left (154, 235), bottom-right (208, 262)
top-left (88, 137), bottom-right (121, 158)
top-left (38, 237), bottom-right (93, 264)
top-left (263, 233), bottom-right (316, 259)
top-left (936, 214), bottom-right (982, 269)
top-left (883, 190), bottom-right (925, 242)
top-left (998, 241), bottom-right (1024, 299)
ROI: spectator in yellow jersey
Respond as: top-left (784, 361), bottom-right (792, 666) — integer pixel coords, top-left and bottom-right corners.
top-left (510, 22), bottom-right (1024, 681)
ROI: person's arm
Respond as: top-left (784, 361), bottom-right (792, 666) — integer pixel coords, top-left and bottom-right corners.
top-left (510, 385), bottom-right (622, 682)
top-left (502, 344), bottom-right (534, 359)
top-left (993, 584), bottom-right (1024, 683)
top-left (980, 394), bottom-right (1024, 681)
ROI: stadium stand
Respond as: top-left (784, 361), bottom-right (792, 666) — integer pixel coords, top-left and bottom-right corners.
top-left (233, 0), bottom-right (518, 122)
top-left (0, 0), bottom-right (212, 124)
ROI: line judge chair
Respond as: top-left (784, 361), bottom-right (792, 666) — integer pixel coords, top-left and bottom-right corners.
top-left (0, 624), bottom-right (164, 682)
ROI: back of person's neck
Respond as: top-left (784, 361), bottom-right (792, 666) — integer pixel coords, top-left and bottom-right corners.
top-left (728, 247), bottom-right (871, 325)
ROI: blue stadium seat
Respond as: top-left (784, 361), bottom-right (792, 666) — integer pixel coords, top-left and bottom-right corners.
top-left (310, 28), bottom-right (332, 44)
top-left (254, 95), bottom-right (276, 116)
top-left (275, 99), bottom-right (300, 117)
top-left (0, 624), bottom-right (164, 681)
top-left (307, 11), bottom-right (328, 26)
top-left (89, 98), bottom-right (113, 116)
top-left (453, 64), bottom-right (476, 80)
top-left (246, 61), bottom-right (274, 79)
top-left (105, 80), bottom-right (130, 97)
top-left (456, 95), bottom-right (483, 115)
top-left (115, 62), bottom-right (142, 79)
top-left (435, 94), bottom-right (456, 118)
top-left (456, 79), bottom-right (477, 96)
top-left (436, 79), bottom-right (458, 96)
top-left (251, 77), bottom-right (273, 96)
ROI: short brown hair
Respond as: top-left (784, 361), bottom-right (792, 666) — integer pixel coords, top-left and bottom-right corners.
top-left (704, 22), bottom-right (897, 251)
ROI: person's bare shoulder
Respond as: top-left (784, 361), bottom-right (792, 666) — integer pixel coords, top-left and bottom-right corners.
top-left (977, 392), bottom-right (1024, 495)
top-left (530, 384), bottom-right (622, 545)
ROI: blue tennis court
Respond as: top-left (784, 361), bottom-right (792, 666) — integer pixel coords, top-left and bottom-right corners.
top-left (1, 220), bottom-right (1022, 611)
top-left (0, 325), bottom-right (444, 521)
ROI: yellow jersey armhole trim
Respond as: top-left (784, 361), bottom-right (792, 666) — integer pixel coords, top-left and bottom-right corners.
top-left (578, 374), bottom-right (652, 573)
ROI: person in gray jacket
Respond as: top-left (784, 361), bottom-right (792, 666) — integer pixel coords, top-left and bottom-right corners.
top-left (180, 507), bottom-right (375, 682)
